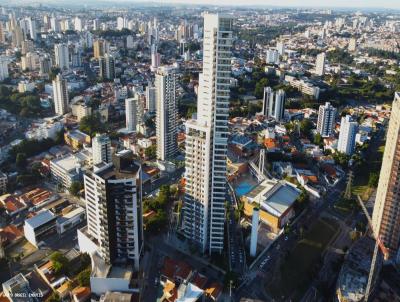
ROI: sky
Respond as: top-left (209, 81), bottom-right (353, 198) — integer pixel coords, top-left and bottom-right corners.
top-left (152, 0), bottom-right (400, 9)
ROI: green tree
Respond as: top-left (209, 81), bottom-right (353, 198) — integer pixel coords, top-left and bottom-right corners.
top-left (254, 78), bottom-right (269, 99)
top-left (313, 133), bottom-right (323, 146)
top-left (69, 181), bottom-right (83, 196)
top-left (300, 119), bottom-right (313, 138)
top-left (368, 172), bottom-right (379, 188)
top-left (77, 268), bottom-right (91, 286)
top-left (16, 153), bottom-right (27, 169)
top-left (46, 292), bottom-right (61, 302)
top-left (79, 113), bottom-right (106, 137)
top-left (144, 145), bottom-right (157, 159)
top-left (50, 252), bottom-right (69, 275)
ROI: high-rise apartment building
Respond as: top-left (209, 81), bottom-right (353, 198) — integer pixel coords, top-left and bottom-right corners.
top-left (93, 39), bottom-right (108, 59)
top-left (0, 57), bottom-right (9, 81)
top-left (317, 102), bottom-right (336, 137)
top-left (337, 115), bottom-right (358, 155)
top-left (125, 98), bottom-right (137, 132)
top-left (276, 41), bottom-right (285, 56)
top-left (155, 66), bottom-right (178, 161)
top-left (52, 74), bottom-right (69, 116)
top-left (372, 92), bottom-right (400, 261)
top-left (81, 150), bottom-right (143, 269)
top-left (145, 85), bottom-right (156, 113)
top-left (39, 54), bottom-right (52, 76)
top-left (74, 17), bottom-right (83, 32)
top-left (262, 87), bottom-right (285, 121)
top-left (99, 53), bottom-right (115, 80)
top-left (182, 13), bottom-right (233, 254)
top-left (92, 133), bottom-right (112, 165)
top-left (315, 52), bottom-right (326, 76)
top-left (54, 43), bottom-right (69, 70)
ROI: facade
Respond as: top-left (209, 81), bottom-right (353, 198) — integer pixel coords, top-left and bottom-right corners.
top-left (317, 102), bottom-right (336, 137)
top-left (79, 150), bottom-right (143, 269)
top-left (23, 210), bottom-right (57, 247)
top-left (50, 154), bottom-right (82, 188)
top-left (262, 87), bottom-right (285, 121)
top-left (54, 43), bottom-right (69, 70)
top-left (315, 52), bottom-right (326, 76)
top-left (0, 171), bottom-right (7, 194)
top-left (125, 97), bottom-right (137, 132)
top-left (93, 39), bottom-right (108, 59)
top-left (372, 92), bottom-right (400, 261)
top-left (155, 66), bottom-right (178, 161)
top-left (183, 14), bottom-right (233, 254)
top-left (146, 85), bottom-right (156, 113)
top-left (265, 49), bottom-right (279, 64)
top-left (92, 133), bottom-right (112, 165)
top-left (0, 56), bottom-right (9, 81)
top-left (52, 74), bottom-right (69, 116)
top-left (337, 115), bottom-right (358, 155)
top-left (56, 206), bottom-right (85, 234)
top-left (99, 53), bottom-right (115, 80)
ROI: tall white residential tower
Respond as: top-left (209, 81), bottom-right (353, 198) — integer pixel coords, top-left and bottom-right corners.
top-left (182, 14), bottom-right (233, 254)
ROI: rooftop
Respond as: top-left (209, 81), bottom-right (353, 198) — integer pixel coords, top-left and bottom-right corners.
top-left (51, 154), bottom-right (81, 172)
top-left (244, 179), bottom-right (301, 216)
top-left (24, 210), bottom-right (57, 229)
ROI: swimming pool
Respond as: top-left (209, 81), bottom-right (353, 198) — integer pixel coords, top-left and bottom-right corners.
top-left (235, 181), bottom-right (254, 197)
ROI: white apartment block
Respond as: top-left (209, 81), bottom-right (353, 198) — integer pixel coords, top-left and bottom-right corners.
top-left (125, 98), bottom-right (137, 132)
top-left (337, 115), bottom-right (358, 155)
top-left (317, 102), bottom-right (336, 137)
top-left (54, 43), bottom-right (69, 70)
top-left (52, 74), bottom-right (69, 116)
top-left (155, 66), bottom-right (178, 161)
top-left (315, 52), bottom-right (326, 76)
top-left (92, 133), bottom-right (112, 165)
top-left (0, 56), bottom-right (9, 81)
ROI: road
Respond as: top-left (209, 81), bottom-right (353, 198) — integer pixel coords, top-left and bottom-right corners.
top-left (227, 188), bottom-right (246, 275)
top-left (143, 167), bottom-right (184, 196)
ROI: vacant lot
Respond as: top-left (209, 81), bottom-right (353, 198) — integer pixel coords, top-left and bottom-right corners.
top-left (266, 218), bottom-right (338, 300)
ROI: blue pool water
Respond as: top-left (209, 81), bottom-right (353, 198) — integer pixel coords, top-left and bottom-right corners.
top-left (235, 182), bottom-right (254, 197)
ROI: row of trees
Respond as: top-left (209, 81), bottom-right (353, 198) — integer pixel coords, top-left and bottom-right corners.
top-left (143, 185), bottom-right (178, 233)
top-left (0, 86), bottom-right (43, 117)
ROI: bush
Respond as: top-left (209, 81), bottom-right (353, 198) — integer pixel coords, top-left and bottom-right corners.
top-left (50, 252), bottom-right (69, 275)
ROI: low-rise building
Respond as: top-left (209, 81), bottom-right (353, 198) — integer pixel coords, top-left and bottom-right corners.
top-left (23, 210), bottom-right (57, 247)
top-left (25, 118), bottom-right (64, 141)
top-left (50, 154), bottom-right (83, 188)
top-left (56, 206), bottom-right (85, 234)
top-left (64, 130), bottom-right (91, 150)
top-left (242, 179), bottom-right (301, 233)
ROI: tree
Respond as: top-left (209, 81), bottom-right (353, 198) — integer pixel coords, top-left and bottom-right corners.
top-left (50, 252), bottom-right (69, 275)
top-left (46, 292), bottom-right (61, 302)
top-left (79, 113), bottom-right (106, 137)
top-left (300, 119), bottom-right (313, 138)
top-left (16, 153), bottom-right (27, 169)
top-left (144, 145), bottom-right (157, 159)
top-left (77, 268), bottom-right (91, 286)
top-left (254, 78), bottom-right (269, 99)
top-left (69, 181), bottom-right (83, 196)
top-left (368, 172), bottom-right (379, 188)
top-left (313, 133), bottom-right (323, 146)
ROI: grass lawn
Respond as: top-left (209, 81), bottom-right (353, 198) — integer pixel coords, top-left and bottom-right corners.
top-left (266, 218), bottom-right (338, 301)
top-left (352, 132), bottom-right (385, 201)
